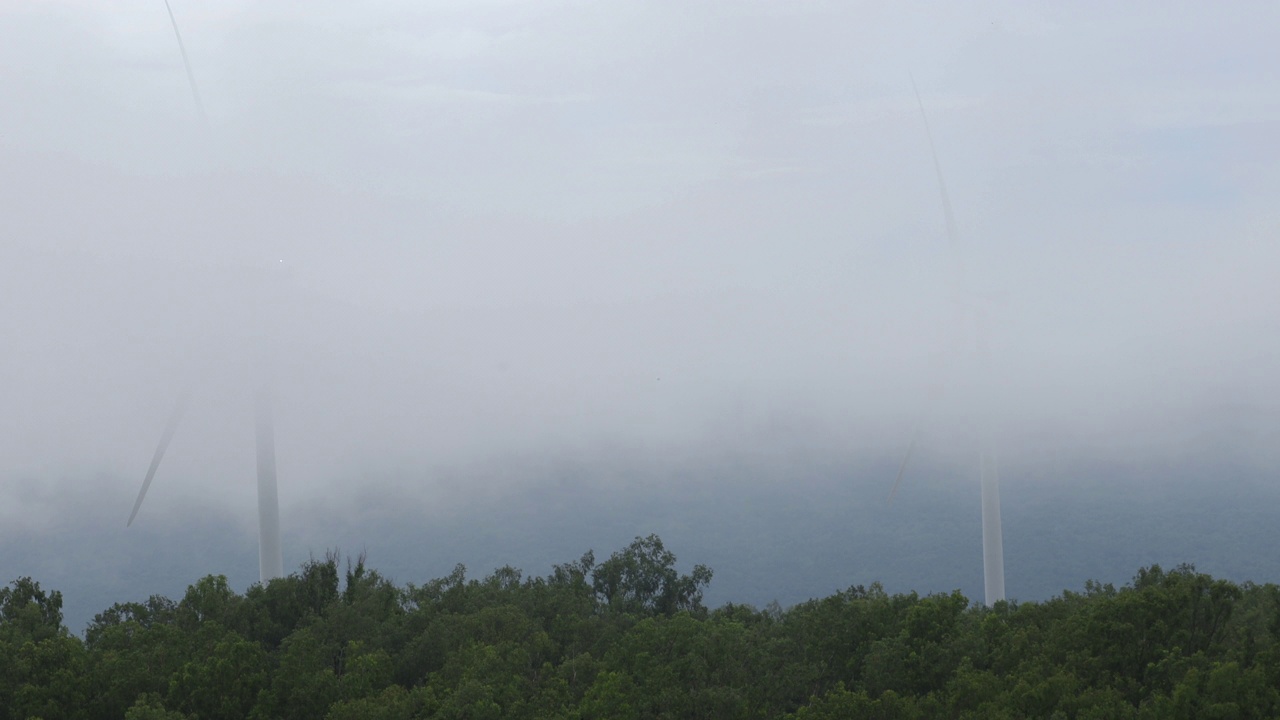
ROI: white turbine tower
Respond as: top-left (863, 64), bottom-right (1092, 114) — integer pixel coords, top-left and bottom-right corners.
top-left (889, 77), bottom-right (1005, 606)
top-left (126, 1), bottom-right (285, 585)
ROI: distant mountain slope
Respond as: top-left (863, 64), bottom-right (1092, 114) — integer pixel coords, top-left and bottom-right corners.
top-left (4, 455), bottom-right (1278, 634)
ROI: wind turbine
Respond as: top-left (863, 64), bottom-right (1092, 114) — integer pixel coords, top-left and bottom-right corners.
top-left (126, 1), bottom-right (285, 585)
top-left (889, 76), bottom-right (1005, 606)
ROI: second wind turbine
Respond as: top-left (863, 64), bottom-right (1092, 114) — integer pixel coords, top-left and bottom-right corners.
top-left (889, 77), bottom-right (1006, 606)
top-left (127, 1), bottom-right (285, 585)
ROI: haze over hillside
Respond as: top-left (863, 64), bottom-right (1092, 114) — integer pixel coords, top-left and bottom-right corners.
top-left (11, 446), bottom-right (1280, 634)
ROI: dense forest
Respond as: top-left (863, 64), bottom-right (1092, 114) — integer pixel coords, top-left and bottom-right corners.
top-left (3, 534), bottom-right (1279, 719)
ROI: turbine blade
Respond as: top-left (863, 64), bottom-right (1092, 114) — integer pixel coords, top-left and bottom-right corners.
top-left (888, 379), bottom-right (949, 503)
top-left (909, 73), bottom-right (959, 253)
top-left (889, 75), bottom-right (967, 504)
top-left (888, 428), bottom-right (920, 503)
top-left (127, 391), bottom-right (191, 527)
top-left (163, 0), bottom-right (209, 131)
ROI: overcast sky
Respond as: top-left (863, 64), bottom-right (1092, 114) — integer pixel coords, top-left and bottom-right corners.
top-left (2, 1), bottom-right (1278, 533)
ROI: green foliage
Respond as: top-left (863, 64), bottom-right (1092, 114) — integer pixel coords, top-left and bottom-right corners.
top-left (0, 577), bottom-right (65, 642)
top-left (789, 684), bottom-right (924, 720)
top-left (0, 578), bottom-right (89, 720)
top-left (167, 626), bottom-right (268, 720)
top-left (4, 541), bottom-right (1280, 718)
top-left (592, 534), bottom-right (713, 616)
top-left (124, 694), bottom-right (190, 720)
top-left (238, 554), bottom-right (341, 648)
top-left (324, 685), bottom-right (423, 720)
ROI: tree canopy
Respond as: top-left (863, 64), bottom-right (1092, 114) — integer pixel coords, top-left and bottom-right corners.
top-left (2, 535), bottom-right (1278, 718)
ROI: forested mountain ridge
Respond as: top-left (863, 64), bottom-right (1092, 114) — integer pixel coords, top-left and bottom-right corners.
top-left (3, 535), bottom-right (1279, 719)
